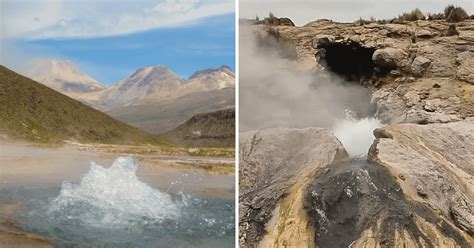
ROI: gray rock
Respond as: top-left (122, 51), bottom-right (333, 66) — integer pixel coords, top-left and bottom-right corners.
top-left (368, 121), bottom-right (474, 234)
top-left (312, 34), bottom-right (335, 49)
top-left (411, 56), bottom-right (431, 76)
top-left (239, 128), bottom-right (349, 247)
top-left (456, 51), bottom-right (474, 84)
top-left (372, 48), bottom-right (408, 69)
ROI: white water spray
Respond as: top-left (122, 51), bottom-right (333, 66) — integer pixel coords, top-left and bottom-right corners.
top-left (49, 156), bottom-right (179, 228)
top-left (332, 110), bottom-right (381, 158)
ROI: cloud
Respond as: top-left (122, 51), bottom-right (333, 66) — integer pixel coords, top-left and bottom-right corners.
top-left (2, 0), bottom-right (234, 39)
top-left (152, 0), bottom-right (198, 13)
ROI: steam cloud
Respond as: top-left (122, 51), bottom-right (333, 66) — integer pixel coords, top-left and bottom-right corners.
top-left (239, 25), bottom-right (376, 132)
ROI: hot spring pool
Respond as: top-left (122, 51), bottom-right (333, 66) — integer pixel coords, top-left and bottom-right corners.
top-left (0, 156), bottom-right (235, 247)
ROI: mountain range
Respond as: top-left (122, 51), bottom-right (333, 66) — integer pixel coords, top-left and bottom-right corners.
top-left (23, 60), bottom-right (235, 134)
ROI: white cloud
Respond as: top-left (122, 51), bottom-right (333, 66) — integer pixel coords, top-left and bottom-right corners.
top-left (2, 0), bottom-right (234, 39)
top-left (152, 0), bottom-right (198, 13)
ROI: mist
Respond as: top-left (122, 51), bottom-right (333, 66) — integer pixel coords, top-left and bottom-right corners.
top-left (239, 25), bottom-right (376, 133)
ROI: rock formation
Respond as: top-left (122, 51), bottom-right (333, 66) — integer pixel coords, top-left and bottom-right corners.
top-left (240, 15), bottom-right (474, 248)
top-left (369, 120), bottom-right (474, 236)
top-left (255, 19), bottom-right (474, 124)
top-left (239, 128), bottom-right (349, 247)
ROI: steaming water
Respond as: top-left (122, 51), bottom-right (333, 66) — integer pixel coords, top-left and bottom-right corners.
top-left (0, 156), bottom-right (234, 247)
top-left (333, 110), bottom-right (381, 158)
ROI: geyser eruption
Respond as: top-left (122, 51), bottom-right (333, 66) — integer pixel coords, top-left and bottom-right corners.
top-left (49, 156), bottom-right (179, 228)
top-left (332, 110), bottom-right (381, 158)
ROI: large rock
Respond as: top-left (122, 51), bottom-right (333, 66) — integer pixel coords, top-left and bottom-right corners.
top-left (239, 128), bottom-right (349, 247)
top-left (410, 56), bottom-right (431, 76)
top-left (371, 77), bottom-right (474, 124)
top-left (305, 160), bottom-right (472, 248)
top-left (372, 48), bottom-right (408, 69)
top-left (368, 120), bottom-right (474, 235)
top-left (456, 51), bottom-right (474, 84)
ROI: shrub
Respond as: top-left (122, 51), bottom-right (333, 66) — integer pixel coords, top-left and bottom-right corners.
top-left (444, 5), bottom-right (469, 22)
top-left (446, 24), bottom-right (459, 36)
top-left (427, 13), bottom-right (444, 20)
top-left (398, 8), bottom-right (426, 21)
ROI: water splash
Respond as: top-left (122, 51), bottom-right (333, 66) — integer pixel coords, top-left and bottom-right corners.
top-left (332, 110), bottom-right (381, 158)
top-left (48, 156), bottom-right (180, 228)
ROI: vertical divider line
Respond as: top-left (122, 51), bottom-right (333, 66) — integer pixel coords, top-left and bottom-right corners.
top-left (234, 0), bottom-right (240, 246)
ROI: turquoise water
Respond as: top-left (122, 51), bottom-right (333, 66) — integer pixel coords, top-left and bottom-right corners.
top-left (0, 157), bottom-right (234, 247)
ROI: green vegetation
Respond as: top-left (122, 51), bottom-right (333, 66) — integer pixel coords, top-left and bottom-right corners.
top-left (162, 108), bottom-right (235, 148)
top-left (446, 24), bottom-right (460, 36)
top-left (355, 5), bottom-right (471, 24)
top-left (398, 8), bottom-right (426, 21)
top-left (444, 5), bottom-right (469, 22)
top-left (186, 147), bottom-right (235, 158)
top-left (0, 66), bottom-right (169, 145)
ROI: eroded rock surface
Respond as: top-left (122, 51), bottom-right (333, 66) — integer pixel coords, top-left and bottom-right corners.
top-left (239, 128), bottom-right (349, 247)
top-left (304, 160), bottom-right (471, 248)
top-left (254, 19), bottom-right (474, 124)
top-left (368, 120), bottom-right (474, 236)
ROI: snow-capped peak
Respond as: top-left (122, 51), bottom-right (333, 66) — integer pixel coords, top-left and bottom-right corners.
top-left (24, 59), bottom-right (105, 94)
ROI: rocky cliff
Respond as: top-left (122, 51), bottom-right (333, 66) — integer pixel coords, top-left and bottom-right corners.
top-left (255, 19), bottom-right (474, 124)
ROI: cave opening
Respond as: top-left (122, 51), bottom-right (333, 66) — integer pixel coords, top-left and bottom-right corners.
top-left (317, 42), bottom-right (389, 83)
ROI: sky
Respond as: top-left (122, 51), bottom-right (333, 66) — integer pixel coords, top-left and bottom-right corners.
top-left (240, 0), bottom-right (473, 26)
top-left (0, 0), bottom-right (235, 84)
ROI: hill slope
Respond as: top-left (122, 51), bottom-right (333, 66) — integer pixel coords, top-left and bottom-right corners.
top-left (107, 88), bottom-right (235, 134)
top-left (0, 66), bottom-right (163, 145)
top-left (162, 108), bottom-right (235, 148)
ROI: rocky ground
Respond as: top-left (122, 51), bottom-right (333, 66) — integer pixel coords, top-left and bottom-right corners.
top-left (240, 17), bottom-right (473, 247)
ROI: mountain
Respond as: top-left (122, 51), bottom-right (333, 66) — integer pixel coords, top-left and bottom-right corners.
top-left (24, 59), bottom-right (105, 97)
top-left (161, 108), bottom-right (235, 148)
top-left (182, 65), bottom-right (235, 94)
top-left (86, 65), bottom-right (186, 110)
top-left (0, 65), bottom-right (164, 145)
top-left (78, 65), bottom-right (235, 110)
top-left (107, 88), bottom-right (235, 134)
top-left (189, 65), bottom-right (234, 80)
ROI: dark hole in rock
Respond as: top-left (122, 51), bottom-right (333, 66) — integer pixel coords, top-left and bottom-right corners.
top-left (317, 42), bottom-right (390, 83)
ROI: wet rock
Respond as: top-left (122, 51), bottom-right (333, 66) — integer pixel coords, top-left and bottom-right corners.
top-left (239, 128), bottom-right (349, 247)
top-left (372, 48), bottom-right (407, 69)
top-left (304, 160), bottom-right (471, 248)
top-left (368, 121), bottom-right (474, 235)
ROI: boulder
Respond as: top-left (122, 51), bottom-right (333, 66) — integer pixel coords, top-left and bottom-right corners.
top-left (415, 29), bottom-right (433, 38)
top-left (312, 34), bottom-right (335, 49)
top-left (368, 121), bottom-right (474, 235)
top-left (239, 128), bottom-right (349, 248)
top-left (411, 56), bottom-right (431, 76)
top-left (372, 48), bottom-right (408, 68)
